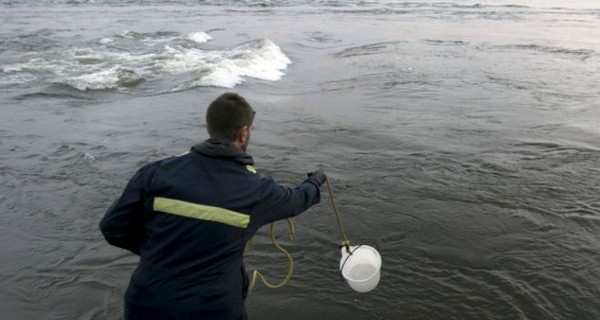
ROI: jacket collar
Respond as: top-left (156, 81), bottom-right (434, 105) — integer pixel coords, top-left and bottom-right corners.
top-left (191, 138), bottom-right (254, 165)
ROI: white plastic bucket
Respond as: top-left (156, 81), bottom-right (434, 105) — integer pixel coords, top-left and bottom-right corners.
top-left (339, 245), bottom-right (382, 293)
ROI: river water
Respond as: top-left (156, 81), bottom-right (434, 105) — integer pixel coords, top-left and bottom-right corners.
top-left (1, 1), bottom-right (599, 319)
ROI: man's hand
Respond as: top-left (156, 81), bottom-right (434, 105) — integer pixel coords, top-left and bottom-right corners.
top-left (307, 169), bottom-right (327, 187)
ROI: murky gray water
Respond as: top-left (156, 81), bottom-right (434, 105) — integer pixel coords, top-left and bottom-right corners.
top-left (1, 1), bottom-right (600, 319)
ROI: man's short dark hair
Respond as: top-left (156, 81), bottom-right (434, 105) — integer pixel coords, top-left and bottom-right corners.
top-left (206, 93), bottom-right (255, 141)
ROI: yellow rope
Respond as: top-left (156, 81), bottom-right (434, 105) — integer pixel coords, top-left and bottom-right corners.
top-left (325, 176), bottom-right (351, 252)
top-left (247, 218), bottom-right (296, 290)
top-left (247, 176), bottom-right (351, 291)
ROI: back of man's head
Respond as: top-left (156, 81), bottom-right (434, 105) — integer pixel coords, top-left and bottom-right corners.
top-left (206, 92), bottom-right (255, 141)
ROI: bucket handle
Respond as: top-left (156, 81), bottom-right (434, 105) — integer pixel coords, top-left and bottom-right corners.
top-left (338, 242), bottom-right (382, 281)
top-left (338, 244), bottom-right (362, 281)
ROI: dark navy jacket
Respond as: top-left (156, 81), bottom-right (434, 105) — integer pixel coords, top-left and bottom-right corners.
top-left (99, 139), bottom-right (321, 319)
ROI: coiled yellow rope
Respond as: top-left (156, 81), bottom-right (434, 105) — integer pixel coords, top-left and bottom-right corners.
top-left (247, 218), bottom-right (296, 290)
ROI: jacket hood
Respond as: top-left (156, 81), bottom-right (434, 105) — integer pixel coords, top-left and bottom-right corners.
top-left (192, 139), bottom-right (254, 165)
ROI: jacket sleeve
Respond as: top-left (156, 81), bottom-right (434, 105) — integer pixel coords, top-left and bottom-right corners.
top-left (252, 176), bottom-right (321, 227)
top-left (99, 167), bottom-right (149, 255)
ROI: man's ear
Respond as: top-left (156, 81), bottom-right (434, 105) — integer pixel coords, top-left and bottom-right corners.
top-left (238, 125), bottom-right (250, 143)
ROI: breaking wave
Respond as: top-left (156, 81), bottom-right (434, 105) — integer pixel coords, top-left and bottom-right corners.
top-left (0, 30), bottom-right (291, 91)
top-left (160, 38), bottom-right (291, 89)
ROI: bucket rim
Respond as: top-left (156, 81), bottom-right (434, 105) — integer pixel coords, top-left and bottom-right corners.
top-left (340, 245), bottom-right (382, 283)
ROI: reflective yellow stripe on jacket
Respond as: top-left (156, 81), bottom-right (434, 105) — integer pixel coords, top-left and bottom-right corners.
top-left (153, 197), bottom-right (250, 228)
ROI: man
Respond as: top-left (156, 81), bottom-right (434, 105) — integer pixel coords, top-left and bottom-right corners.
top-left (99, 92), bottom-right (326, 319)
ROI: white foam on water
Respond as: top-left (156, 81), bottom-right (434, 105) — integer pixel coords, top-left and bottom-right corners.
top-left (1, 33), bottom-right (291, 91)
top-left (156, 38), bottom-right (291, 89)
top-left (187, 32), bottom-right (212, 43)
top-left (192, 38), bottom-right (292, 88)
top-left (117, 30), bottom-right (137, 39)
top-left (0, 73), bottom-right (37, 86)
top-left (3, 63), bottom-right (27, 73)
top-left (99, 38), bottom-right (113, 44)
top-left (2, 58), bottom-right (58, 73)
top-left (155, 45), bottom-right (211, 73)
top-left (61, 67), bottom-right (121, 91)
top-left (63, 66), bottom-right (144, 91)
